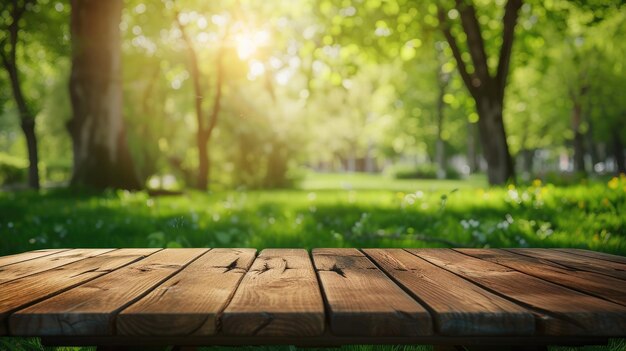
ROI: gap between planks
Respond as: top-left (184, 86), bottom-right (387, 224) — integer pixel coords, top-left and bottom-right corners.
top-left (0, 249), bottom-right (161, 335)
top-left (455, 248), bottom-right (626, 307)
top-left (9, 249), bottom-right (209, 336)
top-left (362, 248), bottom-right (535, 336)
top-left (407, 248), bottom-right (626, 336)
top-left (0, 249), bottom-right (72, 268)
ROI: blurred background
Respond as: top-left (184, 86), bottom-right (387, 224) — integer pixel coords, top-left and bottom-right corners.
top-left (0, 0), bottom-right (625, 258)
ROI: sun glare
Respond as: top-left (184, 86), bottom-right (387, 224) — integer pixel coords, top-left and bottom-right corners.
top-left (234, 29), bottom-right (270, 60)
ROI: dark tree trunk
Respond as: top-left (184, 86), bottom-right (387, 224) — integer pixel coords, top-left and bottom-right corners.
top-left (1, 0), bottom-right (40, 189)
top-left (435, 54), bottom-right (450, 179)
top-left (571, 101), bottom-right (586, 173)
top-left (614, 129), bottom-right (625, 174)
top-left (265, 142), bottom-right (289, 188)
top-left (573, 132), bottom-right (586, 173)
top-left (476, 97), bottom-right (515, 184)
top-left (467, 121), bottom-right (479, 173)
top-left (585, 115), bottom-right (598, 171)
top-left (5, 62), bottom-right (40, 189)
top-left (68, 0), bottom-right (140, 189)
top-left (438, 0), bottom-right (522, 185)
top-left (21, 119), bottom-right (39, 188)
top-left (197, 132), bottom-right (209, 190)
top-left (521, 148), bottom-right (534, 175)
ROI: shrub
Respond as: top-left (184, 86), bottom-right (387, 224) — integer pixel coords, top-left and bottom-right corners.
top-left (388, 163), bottom-right (438, 179)
top-left (0, 153), bottom-right (28, 185)
top-left (445, 166), bottom-right (462, 180)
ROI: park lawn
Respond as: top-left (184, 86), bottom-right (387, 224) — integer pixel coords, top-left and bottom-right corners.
top-left (0, 173), bottom-right (626, 351)
top-left (1, 172), bottom-right (625, 256)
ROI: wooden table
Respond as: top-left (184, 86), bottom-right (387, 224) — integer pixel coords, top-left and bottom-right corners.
top-left (1, 248), bottom-right (625, 350)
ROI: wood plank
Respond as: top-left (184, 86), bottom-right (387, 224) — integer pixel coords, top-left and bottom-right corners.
top-left (0, 249), bottom-right (115, 284)
top-left (554, 249), bottom-right (626, 265)
top-left (0, 249), bottom-right (157, 335)
top-left (9, 248), bottom-right (206, 336)
top-left (507, 248), bottom-right (626, 280)
top-left (408, 249), bottom-right (626, 336)
top-left (364, 248), bottom-right (534, 336)
top-left (458, 249), bottom-right (626, 307)
top-left (221, 249), bottom-right (324, 337)
top-left (0, 249), bottom-right (70, 268)
top-left (313, 248), bottom-right (432, 337)
top-left (117, 248), bottom-right (256, 336)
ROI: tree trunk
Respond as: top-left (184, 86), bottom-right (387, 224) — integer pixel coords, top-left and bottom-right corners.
top-left (476, 97), bottom-right (515, 184)
top-left (197, 132), bottom-right (209, 190)
top-left (265, 141), bottom-right (289, 188)
top-left (521, 148), bottom-right (534, 175)
top-left (4, 61), bottom-right (40, 189)
top-left (68, 0), bottom-right (140, 189)
top-left (467, 121), bottom-right (479, 173)
top-left (21, 119), bottom-right (39, 189)
top-left (613, 129), bottom-right (625, 174)
top-left (585, 114), bottom-right (598, 171)
top-left (435, 64), bottom-right (449, 180)
top-left (571, 101), bottom-right (586, 174)
top-left (1, 1), bottom-right (40, 189)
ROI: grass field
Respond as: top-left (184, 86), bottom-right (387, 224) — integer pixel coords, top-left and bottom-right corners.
top-left (1, 172), bottom-right (625, 350)
top-left (1, 172), bottom-right (625, 256)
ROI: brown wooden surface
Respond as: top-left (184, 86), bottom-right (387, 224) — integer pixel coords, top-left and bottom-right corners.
top-left (221, 249), bottom-right (325, 337)
top-left (555, 248), bottom-right (626, 265)
top-left (1, 247), bottom-right (626, 342)
top-left (117, 248), bottom-right (256, 336)
top-left (313, 248), bottom-right (432, 336)
top-left (9, 249), bottom-right (206, 336)
top-left (409, 248), bottom-right (626, 336)
top-left (0, 249), bottom-right (70, 268)
top-left (364, 249), bottom-right (534, 336)
top-left (0, 249), bottom-right (157, 335)
top-left (0, 249), bottom-right (114, 284)
top-left (458, 248), bottom-right (626, 306)
top-left (508, 248), bottom-right (626, 280)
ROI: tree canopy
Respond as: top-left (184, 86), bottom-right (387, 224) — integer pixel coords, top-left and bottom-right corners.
top-left (0, 0), bottom-right (624, 189)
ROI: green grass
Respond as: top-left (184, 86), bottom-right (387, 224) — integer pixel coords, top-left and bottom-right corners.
top-left (1, 172), bottom-right (626, 350)
top-left (1, 172), bottom-right (625, 255)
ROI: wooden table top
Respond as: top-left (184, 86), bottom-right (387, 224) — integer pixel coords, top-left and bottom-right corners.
top-left (1, 248), bottom-right (625, 344)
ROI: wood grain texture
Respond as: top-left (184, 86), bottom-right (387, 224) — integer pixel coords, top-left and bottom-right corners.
top-left (9, 249), bottom-right (206, 336)
top-left (117, 248), bottom-right (257, 336)
top-left (221, 249), bottom-right (324, 337)
top-left (364, 249), bottom-right (534, 336)
top-left (0, 249), bottom-right (70, 268)
top-left (458, 248), bottom-right (626, 306)
top-left (507, 248), bottom-right (626, 280)
top-left (409, 249), bottom-right (626, 336)
top-left (0, 249), bottom-right (157, 335)
top-left (554, 249), bottom-right (626, 265)
top-left (314, 248), bottom-right (432, 337)
top-left (0, 249), bottom-right (115, 284)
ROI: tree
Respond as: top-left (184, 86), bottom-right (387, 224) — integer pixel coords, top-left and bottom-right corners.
top-left (438, 0), bottom-right (523, 184)
top-left (0, 0), bottom-right (40, 189)
top-left (67, 0), bottom-right (141, 189)
top-left (435, 42), bottom-right (451, 179)
top-left (174, 7), bottom-right (226, 190)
